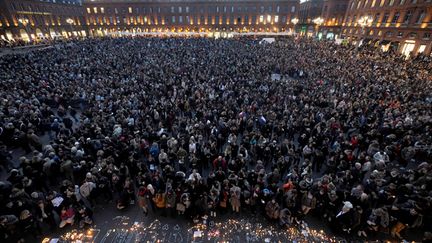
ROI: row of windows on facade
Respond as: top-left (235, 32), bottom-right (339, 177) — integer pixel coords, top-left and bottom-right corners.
top-left (9, 2), bottom-right (83, 14)
top-left (0, 15), bottom-right (82, 27)
top-left (86, 5), bottom-right (296, 15)
top-left (39, 0), bottom-right (82, 5)
top-left (349, 0), bottom-right (431, 10)
top-left (86, 14), bottom-right (294, 26)
top-left (345, 9), bottom-right (428, 25)
top-left (322, 4), bottom-right (349, 14)
top-left (342, 28), bottom-right (431, 39)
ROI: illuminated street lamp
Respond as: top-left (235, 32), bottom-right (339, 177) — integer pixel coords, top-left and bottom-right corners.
top-left (357, 16), bottom-right (373, 34)
top-left (291, 17), bottom-right (299, 35)
top-left (357, 16), bottom-right (373, 45)
top-left (312, 17), bottom-right (324, 37)
top-left (66, 18), bottom-right (74, 37)
top-left (18, 18), bottom-right (31, 42)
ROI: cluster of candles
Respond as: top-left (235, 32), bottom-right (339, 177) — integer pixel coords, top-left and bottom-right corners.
top-left (45, 217), bottom-right (342, 242)
top-left (42, 229), bottom-right (99, 243)
top-left (188, 218), bottom-right (341, 243)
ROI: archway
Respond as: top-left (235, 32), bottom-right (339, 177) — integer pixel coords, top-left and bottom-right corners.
top-left (35, 28), bottom-right (43, 37)
top-left (20, 29), bottom-right (29, 42)
top-left (50, 28), bottom-right (58, 38)
top-left (6, 30), bottom-right (13, 40)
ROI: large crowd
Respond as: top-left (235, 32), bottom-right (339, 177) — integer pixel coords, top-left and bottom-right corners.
top-left (0, 36), bottom-right (431, 242)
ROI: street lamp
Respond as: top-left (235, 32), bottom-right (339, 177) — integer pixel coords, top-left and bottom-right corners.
top-left (18, 18), bottom-right (31, 42)
top-left (357, 16), bottom-right (373, 34)
top-left (291, 18), bottom-right (299, 35)
top-left (66, 18), bottom-right (74, 38)
top-left (357, 16), bottom-right (373, 45)
top-left (312, 17), bottom-right (324, 37)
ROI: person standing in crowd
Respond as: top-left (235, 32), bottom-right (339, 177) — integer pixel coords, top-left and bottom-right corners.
top-left (0, 36), bottom-right (430, 242)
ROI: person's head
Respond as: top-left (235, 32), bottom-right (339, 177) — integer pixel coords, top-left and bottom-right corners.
top-left (342, 201), bottom-right (353, 213)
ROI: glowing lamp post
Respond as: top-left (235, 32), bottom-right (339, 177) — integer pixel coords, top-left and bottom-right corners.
top-left (357, 16), bottom-right (373, 46)
top-left (18, 18), bottom-right (31, 42)
top-left (291, 18), bottom-right (299, 35)
top-left (312, 17), bottom-right (324, 37)
top-left (357, 16), bottom-right (373, 35)
top-left (66, 18), bottom-right (74, 37)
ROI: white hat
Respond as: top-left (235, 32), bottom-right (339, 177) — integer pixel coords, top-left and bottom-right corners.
top-left (343, 201), bottom-right (353, 209)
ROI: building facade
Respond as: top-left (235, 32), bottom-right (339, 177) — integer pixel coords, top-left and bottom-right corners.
top-left (0, 0), bottom-right (87, 42)
top-left (341, 0), bottom-right (432, 56)
top-left (320, 0), bottom-right (349, 38)
top-left (82, 0), bottom-right (299, 36)
top-left (298, 0), bottom-right (324, 36)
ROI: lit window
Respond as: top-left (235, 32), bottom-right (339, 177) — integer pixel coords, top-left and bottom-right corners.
top-left (400, 0), bottom-right (405, 4)
top-left (129, 7), bottom-right (132, 14)
top-left (259, 15), bottom-right (264, 23)
top-left (382, 13), bottom-right (390, 23)
top-left (86, 8), bottom-right (90, 14)
top-left (357, 0), bottom-right (362, 9)
top-left (100, 7), bottom-right (104, 14)
top-left (389, 0), bottom-right (395, 6)
top-left (274, 15), bottom-right (279, 23)
top-left (418, 45), bottom-right (426, 53)
top-left (371, 0), bottom-right (376, 7)
top-left (391, 12), bottom-right (400, 23)
top-left (267, 15), bottom-right (271, 23)
top-left (93, 7), bottom-right (97, 14)
top-left (415, 10), bottom-right (425, 24)
top-left (380, 0), bottom-right (385, 6)
top-left (403, 11), bottom-right (412, 24)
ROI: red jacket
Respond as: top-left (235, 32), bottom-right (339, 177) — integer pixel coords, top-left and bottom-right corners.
top-left (213, 158), bottom-right (226, 170)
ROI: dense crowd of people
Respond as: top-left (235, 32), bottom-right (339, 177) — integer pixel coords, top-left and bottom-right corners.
top-left (0, 36), bottom-right (431, 242)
